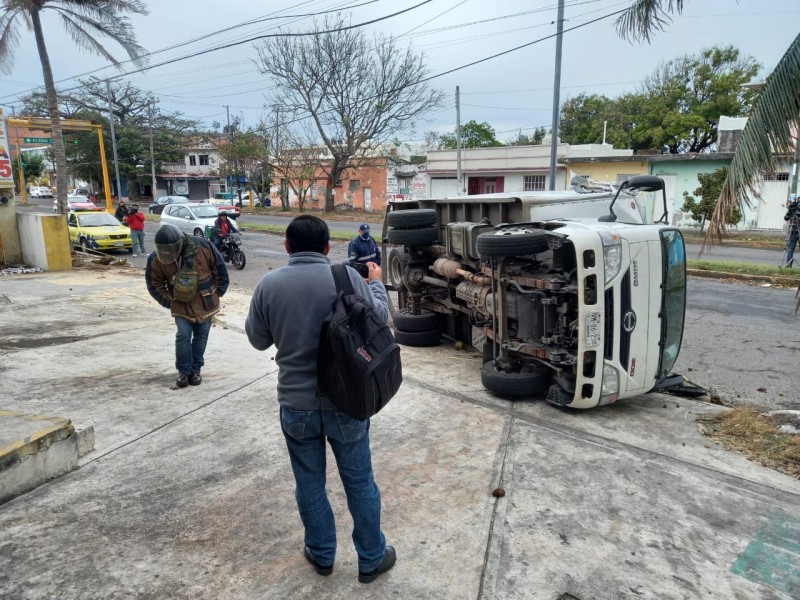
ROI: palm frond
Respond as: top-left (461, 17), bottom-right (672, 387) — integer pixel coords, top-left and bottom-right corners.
top-left (0, 8), bottom-right (24, 74)
top-left (706, 33), bottom-right (800, 246)
top-left (49, 4), bottom-right (147, 66)
top-left (615, 0), bottom-right (685, 43)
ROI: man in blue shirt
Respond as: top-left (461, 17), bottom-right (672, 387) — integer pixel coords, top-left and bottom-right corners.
top-left (348, 223), bottom-right (381, 267)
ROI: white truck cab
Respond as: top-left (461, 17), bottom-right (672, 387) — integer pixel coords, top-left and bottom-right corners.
top-left (382, 176), bottom-right (686, 409)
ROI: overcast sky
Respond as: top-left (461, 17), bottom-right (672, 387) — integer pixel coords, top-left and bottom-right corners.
top-left (1, 0), bottom-right (798, 146)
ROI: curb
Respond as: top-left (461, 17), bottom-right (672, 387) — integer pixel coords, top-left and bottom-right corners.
top-left (687, 269), bottom-right (800, 287)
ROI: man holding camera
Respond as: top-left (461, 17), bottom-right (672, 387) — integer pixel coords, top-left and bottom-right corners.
top-left (348, 223), bottom-right (381, 269)
top-left (783, 195), bottom-right (799, 267)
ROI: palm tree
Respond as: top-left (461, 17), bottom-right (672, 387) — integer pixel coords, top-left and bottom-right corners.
top-left (615, 0), bottom-right (800, 245)
top-left (0, 0), bottom-right (148, 213)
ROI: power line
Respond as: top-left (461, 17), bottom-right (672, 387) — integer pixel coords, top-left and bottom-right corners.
top-left (397, 0), bottom-right (470, 38)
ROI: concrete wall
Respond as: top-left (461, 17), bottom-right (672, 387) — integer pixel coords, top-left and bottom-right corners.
top-left (17, 212), bottom-right (72, 271)
top-left (0, 190), bottom-right (22, 265)
top-left (565, 160), bottom-right (649, 186)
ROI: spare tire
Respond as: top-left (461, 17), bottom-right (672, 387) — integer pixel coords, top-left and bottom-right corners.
top-left (387, 226), bottom-right (437, 246)
top-left (481, 360), bottom-right (551, 397)
top-left (387, 208), bottom-right (437, 229)
top-left (477, 228), bottom-right (549, 259)
top-left (393, 326), bottom-right (441, 347)
top-left (392, 308), bottom-right (440, 332)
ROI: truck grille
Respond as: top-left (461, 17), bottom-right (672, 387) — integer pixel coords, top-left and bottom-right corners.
top-left (110, 234), bottom-right (128, 240)
top-left (604, 288), bottom-right (613, 360)
top-left (618, 271), bottom-right (632, 369)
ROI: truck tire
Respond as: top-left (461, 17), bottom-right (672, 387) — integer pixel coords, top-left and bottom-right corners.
top-left (387, 226), bottom-right (437, 246)
top-left (477, 228), bottom-right (548, 258)
top-left (387, 208), bottom-right (437, 229)
top-left (392, 308), bottom-right (440, 332)
top-left (388, 248), bottom-right (408, 291)
top-left (393, 326), bottom-right (441, 347)
top-left (481, 360), bottom-right (551, 397)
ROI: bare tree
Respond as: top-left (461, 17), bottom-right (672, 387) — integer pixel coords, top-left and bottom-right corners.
top-left (254, 14), bottom-right (443, 212)
top-left (264, 117), bottom-right (324, 212)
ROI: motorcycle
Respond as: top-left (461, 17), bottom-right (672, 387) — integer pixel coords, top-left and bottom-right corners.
top-left (218, 232), bottom-right (246, 270)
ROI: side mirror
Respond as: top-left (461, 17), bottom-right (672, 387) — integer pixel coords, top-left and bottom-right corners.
top-left (604, 175), bottom-right (668, 224)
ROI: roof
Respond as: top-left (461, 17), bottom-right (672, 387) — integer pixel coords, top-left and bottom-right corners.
top-left (560, 152), bottom-right (735, 165)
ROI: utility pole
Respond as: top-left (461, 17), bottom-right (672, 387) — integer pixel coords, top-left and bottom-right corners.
top-left (105, 81), bottom-right (123, 203)
top-left (148, 100), bottom-right (157, 201)
top-left (548, 0), bottom-right (565, 191)
top-left (10, 106), bottom-right (27, 205)
top-left (455, 86), bottom-right (463, 196)
top-left (224, 104), bottom-right (231, 196)
top-left (790, 134), bottom-right (800, 203)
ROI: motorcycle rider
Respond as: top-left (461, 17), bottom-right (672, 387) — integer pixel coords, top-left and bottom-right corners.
top-left (213, 212), bottom-right (239, 253)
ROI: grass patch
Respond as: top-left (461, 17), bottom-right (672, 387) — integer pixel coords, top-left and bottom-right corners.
top-left (687, 259), bottom-right (800, 281)
top-left (697, 408), bottom-right (800, 478)
top-left (681, 230), bottom-right (786, 248)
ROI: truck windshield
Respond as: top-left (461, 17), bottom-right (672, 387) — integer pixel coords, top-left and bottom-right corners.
top-left (657, 229), bottom-right (686, 381)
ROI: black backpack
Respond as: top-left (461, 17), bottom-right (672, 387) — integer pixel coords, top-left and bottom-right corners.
top-left (317, 264), bottom-right (402, 420)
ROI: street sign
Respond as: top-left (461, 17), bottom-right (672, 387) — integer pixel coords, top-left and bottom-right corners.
top-left (24, 137), bottom-right (53, 144)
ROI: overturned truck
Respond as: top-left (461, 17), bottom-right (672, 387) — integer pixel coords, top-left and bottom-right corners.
top-left (382, 176), bottom-right (686, 409)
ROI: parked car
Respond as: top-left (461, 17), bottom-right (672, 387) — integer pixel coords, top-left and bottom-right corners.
top-left (70, 188), bottom-right (92, 198)
top-left (67, 210), bottom-right (132, 252)
top-left (202, 196), bottom-right (241, 218)
top-left (29, 186), bottom-right (54, 198)
top-left (54, 194), bottom-right (101, 213)
top-left (149, 195), bottom-right (190, 215)
top-left (159, 203), bottom-right (224, 237)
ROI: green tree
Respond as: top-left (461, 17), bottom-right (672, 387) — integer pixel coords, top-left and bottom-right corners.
top-left (681, 167), bottom-right (740, 232)
top-left (438, 120), bottom-right (503, 149)
top-left (0, 0), bottom-right (148, 214)
top-left (255, 15), bottom-right (443, 212)
top-left (11, 152), bottom-right (45, 191)
top-left (559, 46), bottom-right (759, 153)
top-left (507, 127), bottom-right (548, 146)
top-left (616, 2), bottom-right (800, 248)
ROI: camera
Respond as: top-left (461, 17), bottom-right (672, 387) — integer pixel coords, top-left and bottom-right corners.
top-left (786, 201), bottom-right (800, 220)
top-left (347, 260), bottom-right (369, 278)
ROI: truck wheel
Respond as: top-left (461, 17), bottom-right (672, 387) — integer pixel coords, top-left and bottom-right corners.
top-left (392, 308), bottom-right (439, 332)
top-left (388, 248), bottom-right (408, 291)
top-left (393, 326), bottom-right (441, 347)
top-left (477, 229), bottom-right (548, 258)
top-left (481, 360), bottom-right (551, 397)
top-left (387, 226), bottom-right (437, 246)
top-left (387, 208), bottom-right (437, 229)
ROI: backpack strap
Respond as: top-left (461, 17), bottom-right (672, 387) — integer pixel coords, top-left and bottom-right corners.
top-left (331, 264), bottom-right (355, 296)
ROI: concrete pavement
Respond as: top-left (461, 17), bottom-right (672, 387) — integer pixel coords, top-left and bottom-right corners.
top-left (1, 266), bottom-right (799, 599)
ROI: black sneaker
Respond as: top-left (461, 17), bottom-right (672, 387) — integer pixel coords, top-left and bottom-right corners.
top-left (189, 372), bottom-right (202, 386)
top-left (303, 546), bottom-right (333, 576)
top-left (358, 546), bottom-right (396, 584)
top-left (176, 372), bottom-right (189, 388)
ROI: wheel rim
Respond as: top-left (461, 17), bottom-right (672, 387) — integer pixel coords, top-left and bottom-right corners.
top-left (194, 228), bottom-right (203, 236)
top-left (389, 250), bottom-right (405, 289)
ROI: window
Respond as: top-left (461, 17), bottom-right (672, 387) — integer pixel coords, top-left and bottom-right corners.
top-left (523, 175), bottom-right (546, 191)
top-left (199, 155), bottom-right (209, 166)
top-left (766, 172), bottom-right (790, 181)
top-left (348, 179), bottom-right (361, 191)
top-left (188, 155), bottom-right (197, 166)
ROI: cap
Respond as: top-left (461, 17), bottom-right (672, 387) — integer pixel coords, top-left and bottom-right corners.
top-left (359, 223), bottom-right (370, 232)
top-left (154, 224), bottom-right (184, 263)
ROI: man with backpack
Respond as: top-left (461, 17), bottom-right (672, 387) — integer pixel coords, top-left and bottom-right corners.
top-left (245, 215), bottom-right (397, 584)
top-left (145, 224), bottom-right (229, 388)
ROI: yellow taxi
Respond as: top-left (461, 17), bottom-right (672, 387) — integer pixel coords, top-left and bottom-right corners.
top-left (67, 210), bottom-right (132, 252)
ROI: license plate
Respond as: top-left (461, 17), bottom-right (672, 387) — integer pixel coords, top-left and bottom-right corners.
top-left (114, 242), bottom-right (125, 247)
top-left (586, 312), bottom-right (602, 348)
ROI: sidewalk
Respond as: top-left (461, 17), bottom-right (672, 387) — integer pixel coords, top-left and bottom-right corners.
top-left (1, 267), bottom-right (798, 599)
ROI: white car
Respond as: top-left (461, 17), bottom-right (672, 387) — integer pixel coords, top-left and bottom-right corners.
top-left (30, 186), bottom-right (54, 198)
top-left (159, 203), bottom-right (223, 237)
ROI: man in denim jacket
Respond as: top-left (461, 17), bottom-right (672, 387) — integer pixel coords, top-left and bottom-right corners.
top-left (245, 215), bottom-right (396, 584)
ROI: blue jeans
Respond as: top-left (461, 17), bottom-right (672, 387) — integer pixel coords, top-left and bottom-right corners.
top-left (131, 229), bottom-right (145, 253)
top-left (174, 317), bottom-right (212, 374)
top-left (785, 231), bottom-right (799, 265)
top-left (280, 407), bottom-right (386, 572)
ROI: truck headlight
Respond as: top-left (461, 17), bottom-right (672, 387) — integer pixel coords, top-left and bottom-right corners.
top-left (601, 363), bottom-right (619, 404)
top-left (598, 230), bottom-right (622, 283)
